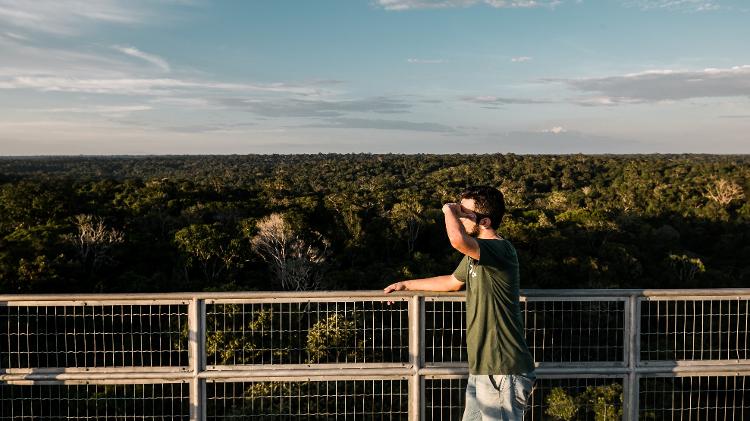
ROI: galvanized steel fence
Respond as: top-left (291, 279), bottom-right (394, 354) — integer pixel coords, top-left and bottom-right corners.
top-left (1, 289), bottom-right (748, 420)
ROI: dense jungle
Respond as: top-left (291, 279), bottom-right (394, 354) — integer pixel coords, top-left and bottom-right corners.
top-left (0, 154), bottom-right (747, 294)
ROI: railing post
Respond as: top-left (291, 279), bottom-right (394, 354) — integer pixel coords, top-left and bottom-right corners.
top-left (624, 293), bottom-right (640, 421)
top-left (188, 298), bottom-right (206, 421)
top-left (409, 295), bottom-right (424, 421)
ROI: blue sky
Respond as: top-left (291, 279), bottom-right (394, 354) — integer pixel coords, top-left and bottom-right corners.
top-left (1, 0), bottom-right (749, 154)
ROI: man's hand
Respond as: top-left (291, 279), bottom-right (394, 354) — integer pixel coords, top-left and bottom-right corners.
top-left (443, 202), bottom-right (473, 220)
top-left (442, 202), bottom-right (480, 260)
top-left (383, 281), bottom-right (409, 305)
top-left (383, 281), bottom-right (409, 294)
top-left (442, 202), bottom-right (461, 215)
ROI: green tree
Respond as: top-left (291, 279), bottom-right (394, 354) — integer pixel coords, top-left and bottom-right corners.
top-left (174, 223), bottom-right (243, 285)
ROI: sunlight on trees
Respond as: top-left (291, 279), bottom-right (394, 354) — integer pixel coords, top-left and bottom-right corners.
top-left (173, 223), bottom-right (242, 284)
top-left (0, 155), bottom-right (747, 292)
top-left (389, 196), bottom-right (425, 255)
top-left (251, 213), bottom-right (329, 291)
top-left (546, 384), bottom-right (623, 421)
top-left (306, 313), bottom-right (362, 364)
top-left (667, 253), bottom-right (705, 285)
top-left (703, 178), bottom-right (745, 206)
top-left (66, 214), bottom-right (124, 272)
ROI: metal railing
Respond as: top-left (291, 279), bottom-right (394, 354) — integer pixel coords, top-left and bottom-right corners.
top-left (1, 289), bottom-right (748, 420)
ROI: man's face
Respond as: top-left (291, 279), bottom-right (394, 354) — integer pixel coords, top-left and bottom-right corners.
top-left (459, 198), bottom-right (484, 237)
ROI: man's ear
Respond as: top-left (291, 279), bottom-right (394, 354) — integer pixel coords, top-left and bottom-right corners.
top-left (479, 217), bottom-right (491, 228)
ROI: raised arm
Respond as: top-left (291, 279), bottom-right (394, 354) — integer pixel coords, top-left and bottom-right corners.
top-left (442, 203), bottom-right (480, 260)
top-left (384, 274), bottom-right (465, 293)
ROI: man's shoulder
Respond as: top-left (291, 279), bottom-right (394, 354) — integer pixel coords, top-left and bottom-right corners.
top-left (477, 238), bottom-right (517, 265)
top-left (477, 237), bottom-right (514, 251)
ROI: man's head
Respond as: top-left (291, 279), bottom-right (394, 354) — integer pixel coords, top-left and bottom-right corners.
top-left (459, 185), bottom-right (506, 236)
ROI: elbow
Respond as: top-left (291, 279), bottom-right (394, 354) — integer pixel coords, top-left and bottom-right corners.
top-left (449, 236), bottom-right (469, 254)
top-left (447, 233), bottom-right (463, 249)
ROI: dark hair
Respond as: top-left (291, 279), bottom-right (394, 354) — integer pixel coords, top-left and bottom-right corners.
top-left (460, 185), bottom-right (506, 229)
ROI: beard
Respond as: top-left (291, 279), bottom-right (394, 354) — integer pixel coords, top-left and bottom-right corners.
top-left (467, 224), bottom-right (481, 237)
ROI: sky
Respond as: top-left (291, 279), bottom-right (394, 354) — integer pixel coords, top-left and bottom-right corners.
top-left (0, 0), bottom-right (749, 155)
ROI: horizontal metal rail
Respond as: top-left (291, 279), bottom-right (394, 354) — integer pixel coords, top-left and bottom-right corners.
top-left (3, 287), bottom-right (749, 301)
top-left (1, 288), bottom-right (749, 421)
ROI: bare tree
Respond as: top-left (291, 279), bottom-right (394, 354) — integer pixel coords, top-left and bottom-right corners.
top-left (703, 178), bottom-right (745, 206)
top-left (251, 213), bottom-right (328, 291)
top-left (67, 214), bottom-right (124, 271)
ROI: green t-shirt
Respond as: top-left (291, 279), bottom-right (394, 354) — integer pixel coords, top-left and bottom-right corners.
top-left (452, 238), bottom-right (535, 375)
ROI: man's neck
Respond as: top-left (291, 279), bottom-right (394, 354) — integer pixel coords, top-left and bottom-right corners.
top-left (477, 229), bottom-right (500, 240)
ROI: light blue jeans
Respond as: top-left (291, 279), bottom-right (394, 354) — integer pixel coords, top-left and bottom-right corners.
top-left (462, 373), bottom-right (536, 421)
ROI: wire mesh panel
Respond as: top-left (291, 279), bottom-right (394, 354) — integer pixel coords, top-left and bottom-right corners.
top-left (425, 376), bottom-right (625, 421)
top-left (1, 290), bottom-right (749, 421)
top-left (0, 383), bottom-right (189, 420)
top-left (525, 300), bottom-right (625, 364)
top-left (639, 375), bottom-right (749, 420)
top-left (206, 379), bottom-right (408, 420)
top-left (205, 300), bottom-right (409, 365)
top-left (424, 300), bottom-right (467, 364)
top-left (425, 298), bottom-right (625, 364)
top-left (0, 304), bottom-right (188, 368)
top-left (526, 377), bottom-right (624, 421)
top-left (425, 377), bottom-right (467, 420)
top-left (640, 298), bottom-right (750, 361)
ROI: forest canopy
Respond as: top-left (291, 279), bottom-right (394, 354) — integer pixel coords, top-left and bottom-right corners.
top-left (0, 154), bottom-right (747, 294)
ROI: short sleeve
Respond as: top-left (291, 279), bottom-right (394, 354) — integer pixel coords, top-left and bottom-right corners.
top-left (476, 239), bottom-right (500, 267)
top-left (477, 238), bottom-right (516, 268)
top-left (452, 255), bottom-right (469, 283)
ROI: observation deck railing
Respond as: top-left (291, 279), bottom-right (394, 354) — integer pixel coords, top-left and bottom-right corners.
top-left (1, 289), bottom-right (749, 420)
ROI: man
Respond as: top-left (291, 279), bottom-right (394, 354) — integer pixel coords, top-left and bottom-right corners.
top-left (384, 185), bottom-right (535, 420)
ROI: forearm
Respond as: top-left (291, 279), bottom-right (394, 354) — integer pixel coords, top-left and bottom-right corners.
top-left (442, 205), bottom-right (479, 259)
top-left (402, 275), bottom-right (461, 292)
top-left (443, 208), bottom-right (469, 247)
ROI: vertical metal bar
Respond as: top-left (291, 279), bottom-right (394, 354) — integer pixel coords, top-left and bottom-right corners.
top-left (624, 293), bottom-right (640, 421)
top-left (189, 298), bottom-right (206, 421)
top-left (623, 296), bottom-right (631, 369)
top-left (408, 294), bottom-right (423, 421)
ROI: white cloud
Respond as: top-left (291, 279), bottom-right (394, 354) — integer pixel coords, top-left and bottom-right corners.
top-left (377, 0), bottom-right (474, 10)
top-left (541, 126), bottom-right (567, 134)
top-left (298, 117), bottom-right (456, 132)
top-left (555, 64), bottom-right (750, 105)
top-left (41, 105), bottom-right (153, 115)
top-left (407, 58), bottom-right (446, 64)
top-left (375, 0), bottom-right (560, 11)
top-left (378, 0), bottom-right (723, 12)
top-left (622, 0), bottom-right (721, 12)
top-left (2, 31), bottom-right (28, 41)
top-left (462, 95), bottom-right (551, 106)
top-left (570, 96), bottom-right (642, 106)
top-left (0, 76), bottom-right (322, 96)
top-left (214, 96), bottom-right (412, 118)
top-left (0, 0), bottom-right (145, 35)
top-left (149, 97), bottom-right (213, 107)
top-left (511, 56), bottom-right (532, 62)
top-left (0, 33), bottom-right (133, 78)
top-left (113, 46), bottom-right (170, 72)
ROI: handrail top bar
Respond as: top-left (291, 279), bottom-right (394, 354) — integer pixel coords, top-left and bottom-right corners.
top-left (0, 288), bottom-right (749, 301)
